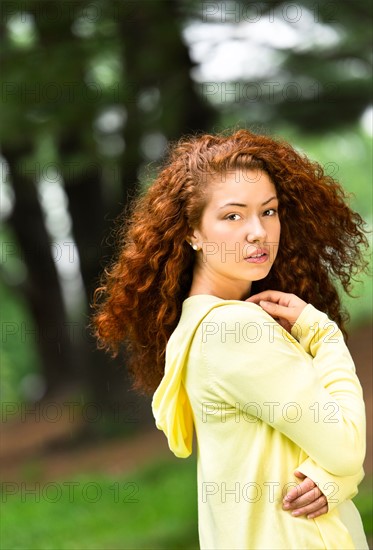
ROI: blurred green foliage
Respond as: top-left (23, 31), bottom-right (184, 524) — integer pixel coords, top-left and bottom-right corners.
top-left (281, 125), bottom-right (373, 326)
top-left (0, 259), bottom-right (40, 404)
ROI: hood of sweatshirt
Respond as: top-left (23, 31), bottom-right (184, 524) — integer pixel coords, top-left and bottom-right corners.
top-left (152, 294), bottom-right (240, 458)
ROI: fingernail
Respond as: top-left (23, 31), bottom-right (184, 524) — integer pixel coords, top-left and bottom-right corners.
top-left (283, 503), bottom-right (290, 509)
top-left (307, 514), bottom-right (314, 519)
top-left (292, 511), bottom-right (300, 516)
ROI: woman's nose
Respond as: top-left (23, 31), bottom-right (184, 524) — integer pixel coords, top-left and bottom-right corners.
top-left (245, 218), bottom-right (267, 242)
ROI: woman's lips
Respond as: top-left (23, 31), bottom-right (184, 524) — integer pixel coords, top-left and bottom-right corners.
top-left (244, 248), bottom-right (269, 263)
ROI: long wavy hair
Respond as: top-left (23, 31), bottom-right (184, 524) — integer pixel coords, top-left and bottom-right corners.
top-left (92, 129), bottom-right (369, 394)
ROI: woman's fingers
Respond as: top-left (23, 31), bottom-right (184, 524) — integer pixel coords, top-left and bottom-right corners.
top-left (283, 486), bottom-right (323, 510)
top-left (246, 290), bottom-right (307, 328)
top-left (247, 290), bottom-right (292, 307)
top-left (283, 474), bottom-right (329, 519)
top-left (286, 495), bottom-right (329, 519)
top-left (283, 476), bottom-right (315, 505)
top-left (247, 290), bottom-right (307, 309)
top-left (257, 300), bottom-right (295, 323)
top-left (305, 504), bottom-right (329, 520)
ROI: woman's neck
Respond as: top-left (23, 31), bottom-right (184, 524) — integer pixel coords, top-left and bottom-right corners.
top-left (188, 268), bottom-right (251, 301)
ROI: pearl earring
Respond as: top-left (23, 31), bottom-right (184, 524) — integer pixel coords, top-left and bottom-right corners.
top-left (192, 244), bottom-right (198, 251)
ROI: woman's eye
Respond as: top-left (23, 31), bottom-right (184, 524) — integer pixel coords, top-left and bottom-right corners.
top-left (225, 213), bottom-right (241, 221)
top-left (263, 208), bottom-right (277, 216)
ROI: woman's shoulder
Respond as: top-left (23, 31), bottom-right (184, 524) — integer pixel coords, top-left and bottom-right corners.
top-left (186, 296), bottom-right (306, 353)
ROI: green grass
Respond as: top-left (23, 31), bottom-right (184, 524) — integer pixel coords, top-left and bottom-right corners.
top-left (353, 475), bottom-right (373, 542)
top-left (0, 458), bottom-right (199, 550)
top-left (1, 458), bottom-right (372, 550)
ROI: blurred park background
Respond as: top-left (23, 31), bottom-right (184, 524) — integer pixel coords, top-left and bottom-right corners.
top-left (0, 0), bottom-right (372, 548)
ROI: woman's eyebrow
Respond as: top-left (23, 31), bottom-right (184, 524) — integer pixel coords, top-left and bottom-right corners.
top-left (218, 202), bottom-right (247, 210)
top-left (218, 196), bottom-right (278, 210)
top-left (262, 195), bottom-right (278, 206)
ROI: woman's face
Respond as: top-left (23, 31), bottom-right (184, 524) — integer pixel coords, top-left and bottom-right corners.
top-left (190, 169), bottom-right (281, 299)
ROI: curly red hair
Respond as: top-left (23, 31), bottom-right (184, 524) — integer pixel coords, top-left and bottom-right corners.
top-left (92, 129), bottom-right (369, 394)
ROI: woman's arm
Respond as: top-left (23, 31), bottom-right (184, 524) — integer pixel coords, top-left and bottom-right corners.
top-left (248, 291), bottom-right (366, 516)
top-left (201, 298), bottom-right (366, 476)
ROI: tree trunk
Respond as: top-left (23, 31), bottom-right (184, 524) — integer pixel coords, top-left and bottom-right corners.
top-left (118, 0), bottom-right (215, 198)
top-left (58, 130), bottom-right (154, 432)
top-left (3, 143), bottom-right (77, 397)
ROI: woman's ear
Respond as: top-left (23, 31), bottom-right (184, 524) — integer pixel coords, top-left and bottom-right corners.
top-left (186, 231), bottom-right (201, 251)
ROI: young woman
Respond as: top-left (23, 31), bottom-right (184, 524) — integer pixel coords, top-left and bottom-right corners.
top-left (94, 130), bottom-right (369, 549)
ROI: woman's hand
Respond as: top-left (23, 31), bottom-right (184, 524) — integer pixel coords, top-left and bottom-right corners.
top-left (246, 290), bottom-right (307, 333)
top-left (282, 471), bottom-right (329, 519)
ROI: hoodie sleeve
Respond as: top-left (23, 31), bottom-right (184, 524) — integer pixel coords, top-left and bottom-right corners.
top-left (290, 305), bottom-right (366, 510)
top-left (201, 303), bottom-right (366, 477)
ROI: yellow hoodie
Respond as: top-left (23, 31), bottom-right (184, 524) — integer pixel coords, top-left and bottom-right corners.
top-left (152, 295), bottom-right (368, 549)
